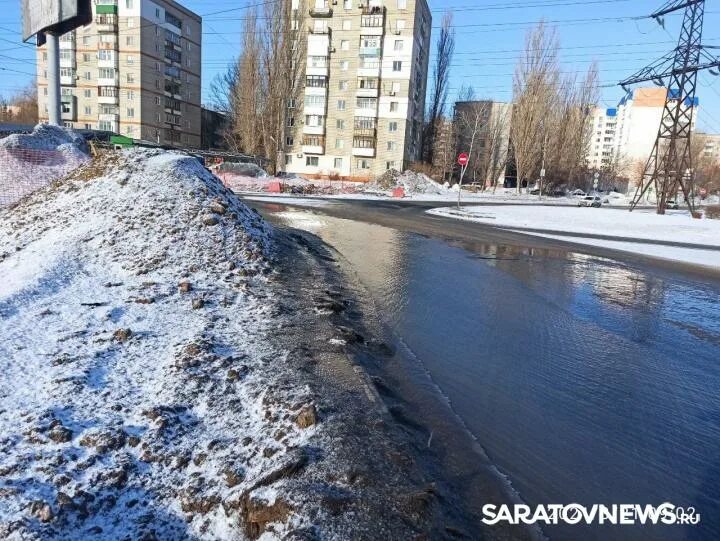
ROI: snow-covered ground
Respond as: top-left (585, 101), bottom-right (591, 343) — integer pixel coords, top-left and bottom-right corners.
top-left (428, 205), bottom-right (720, 269)
top-left (0, 147), bottom-right (326, 539)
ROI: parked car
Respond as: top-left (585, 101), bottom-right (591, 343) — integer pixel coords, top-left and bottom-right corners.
top-left (665, 200), bottom-right (679, 210)
top-left (578, 195), bottom-right (602, 208)
top-left (571, 189), bottom-right (586, 197)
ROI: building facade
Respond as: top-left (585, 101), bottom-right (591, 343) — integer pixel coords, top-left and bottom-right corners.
top-left (36, 0), bottom-right (201, 147)
top-left (588, 87), bottom-right (698, 180)
top-left (698, 132), bottom-right (720, 163)
top-left (284, 0), bottom-right (431, 180)
top-left (453, 100), bottom-right (512, 186)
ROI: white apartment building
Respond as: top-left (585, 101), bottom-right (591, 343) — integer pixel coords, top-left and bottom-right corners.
top-left (698, 132), bottom-right (720, 163)
top-left (36, 0), bottom-right (201, 147)
top-left (284, 0), bottom-right (432, 180)
top-left (589, 87), bottom-right (698, 181)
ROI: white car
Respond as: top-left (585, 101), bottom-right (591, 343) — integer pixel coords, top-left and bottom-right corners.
top-left (577, 195), bottom-right (602, 208)
top-left (571, 189), bottom-right (586, 197)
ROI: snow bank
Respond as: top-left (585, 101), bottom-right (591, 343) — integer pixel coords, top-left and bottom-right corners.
top-left (0, 123), bottom-right (88, 161)
top-left (365, 169), bottom-right (450, 195)
top-left (428, 205), bottom-right (720, 269)
top-left (0, 149), bottom-right (327, 539)
top-left (0, 124), bottom-right (90, 207)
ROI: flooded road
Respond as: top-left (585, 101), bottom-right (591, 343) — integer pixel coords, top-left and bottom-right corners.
top-left (253, 200), bottom-right (720, 541)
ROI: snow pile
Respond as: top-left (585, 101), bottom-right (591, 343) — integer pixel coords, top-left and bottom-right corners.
top-left (0, 149), bottom-right (327, 539)
top-left (0, 124), bottom-right (90, 207)
top-left (0, 123), bottom-right (89, 161)
top-left (365, 169), bottom-right (450, 195)
top-left (217, 162), bottom-right (269, 179)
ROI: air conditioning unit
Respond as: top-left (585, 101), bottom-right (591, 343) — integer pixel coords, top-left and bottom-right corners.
top-left (297, 153), bottom-right (303, 158)
top-left (393, 29), bottom-right (401, 35)
top-left (389, 91), bottom-right (396, 96)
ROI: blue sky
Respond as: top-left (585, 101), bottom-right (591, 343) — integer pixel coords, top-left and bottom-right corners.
top-left (1, 0), bottom-right (719, 133)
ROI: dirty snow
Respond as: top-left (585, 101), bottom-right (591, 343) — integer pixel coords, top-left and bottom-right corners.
top-left (0, 148), bottom-right (326, 539)
top-left (428, 205), bottom-right (720, 269)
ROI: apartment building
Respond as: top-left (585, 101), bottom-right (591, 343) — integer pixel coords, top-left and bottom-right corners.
top-left (698, 132), bottom-right (720, 163)
top-left (36, 0), bottom-right (201, 147)
top-left (284, 0), bottom-right (432, 180)
top-left (453, 100), bottom-right (512, 186)
top-left (589, 87), bottom-right (698, 179)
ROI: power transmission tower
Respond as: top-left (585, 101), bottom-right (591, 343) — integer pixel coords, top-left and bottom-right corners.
top-left (619, 0), bottom-right (720, 214)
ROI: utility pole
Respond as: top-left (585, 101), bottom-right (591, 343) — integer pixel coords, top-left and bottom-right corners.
top-left (45, 32), bottom-right (61, 126)
top-left (619, 0), bottom-right (720, 215)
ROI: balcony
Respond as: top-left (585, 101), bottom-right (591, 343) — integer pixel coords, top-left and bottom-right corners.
top-left (309, 23), bottom-right (330, 35)
top-left (309, 5), bottom-right (332, 17)
top-left (98, 93), bottom-right (119, 105)
top-left (99, 112), bottom-right (120, 122)
top-left (302, 135), bottom-right (325, 154)
top-left (361, 7), bottom-right (385, 34)
top-left (96, 16), bottom-right (118, 33)
top-left (357, 60), bottom-right (381, 77)
top-left (59, 56), bottom-right (75, 69)
top-left (61, 95), bottom-right (76, 121)
top-left (352, 146), bottom-right (375, 157)
top-left (97, 56), bottom-right (117, 68)
top-left (303, 124), bottom-right (325, 135)
top-left (352, 135), bottom-right (376, 157)
top-left (359, 46), bottom-right (381, 56)
top-left (98, 75), bottom-right (119, 87)
top-left (60, 74), bottom-right (75, 86)
top-left (357, 84), bottom-right (379, 98)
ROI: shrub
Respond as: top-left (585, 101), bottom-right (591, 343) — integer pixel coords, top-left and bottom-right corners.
top-left (704, 205), bottom-right (720, 220)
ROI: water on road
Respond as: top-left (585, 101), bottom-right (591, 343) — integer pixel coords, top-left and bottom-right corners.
top-left (260, 202), bottom-right (720, 541)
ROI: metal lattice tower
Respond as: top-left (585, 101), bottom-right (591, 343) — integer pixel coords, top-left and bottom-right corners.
top-left (620, 0), bottom-right (720, 214)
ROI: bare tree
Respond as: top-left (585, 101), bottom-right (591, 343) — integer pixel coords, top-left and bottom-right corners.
top-left (0, 84), bottom-right (38, 124)
top-left (423, 12), bottom-right (454, 165)
top-left (510, 22), bottom-right (560, 193)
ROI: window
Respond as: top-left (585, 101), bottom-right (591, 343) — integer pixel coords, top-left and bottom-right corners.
top-left (337, 99), bottom-right (346, 111)
top-left (83, 53), bottom-right (91, 62)
top-left (343, 0), bottom-right (351, 8)
top-left (360, 35), bottom-right (380, 49)
top-left (155, 96), bottom-right (161, 105)
top-left (128, 18), bottom-right (135, 28)
top-left (288, 98), bottom-right (296, 109)
top-left (99, 120), bottom-right (113, 131)
top-left (83, 36), bottom-right (90, 45)
top-left (356, 97), bottom-right (377, 110)
top-left (84, 89), bottom-right (92, 98)
top-left (357, 159), bottom-right (370, 169)
top-left (390, 102), bottom-right (399, 112)
top-left (397, 0), bottom-right (407, 8)
top-left (396, 20), bottom-right (406, 31)
top-left (389, 121), bottom-right (398, 132)
top-left (334, 158), bottom-right (343, 169)
top-left (335, 139), bottom-right (344, 149)
top-left (341, 40), bottom-right (349, 51)
top-left (156, 8), bottom-right (161, 18)
top-left (304, 95), bottom-right (326, 108)
top-left (127, 73), bottom-right (135, 83)
top-left (387, 141), bottom-right (396, 151)
top-left (337, 119), bottom-right (345, 130)
top-left (126, 0), bottom-right (133, 7)
top-left (339, 80), bottom-right (349, 90)
top-left (340, 60), bottom-right (349, 71)
top-left (286, 136), bottom-right (294, 146)
top-left (126, 36), bottom-right (134, 46)
top-left (391, 81), bottom-right (401, 94)
top-left (305, 114), bottom-right (324, 127)
top-left (287, 116), bottom-right (295, 127)
top-left (306, 156), bottom-right (319, 166)
top-left (309, 56), bottom-right (327, 68)
top-left (386, 161), bottom-right (396, 170)
top-left (306, 75), bottom-right (327, 87)
top-left (342, 19), bottom-right (351, 30)
top-left (84, 106), bottom-right (92, 115)
top-left (98, 67), bottom-right (115, 79)
top-left (392, 61), bottom-right (402, 72)
top-left (128, 90), bottom-right (135, 100)
top-left (126, 55), bottom-right (135, 65)
top-left (394, 40), bottom-right (403, 51)
top-left (286, 154), bottom-right (293, 165)
top-left (85, 123), bottom-right (92, 129)
top-left (127, 107), bottom-right (135, 118)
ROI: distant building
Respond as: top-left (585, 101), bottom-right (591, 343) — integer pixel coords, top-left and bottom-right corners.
top-left (698, 132), bottom-right (720, 163)
top-left (588, 87), bottom-right (698, 181)
top-left (35, 0), bottom-right (202, 147)
top-left (283, 0), bottom-right (432, 180)
top-left (200, 108), bottom-right (227, 150)
top-left (453, 100), bottom-right (512, 186)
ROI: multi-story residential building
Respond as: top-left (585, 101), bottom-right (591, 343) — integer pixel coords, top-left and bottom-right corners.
top-left (283, 0), bottom-right (431, 180)
top-left (588, 87), bottom-right (698, 181)
top-left (697, 132), bottom-right (720, 163)
top-left (36, 0), bottom-right (201, 147)
top-left (453, 100), bottom-right (512, 186)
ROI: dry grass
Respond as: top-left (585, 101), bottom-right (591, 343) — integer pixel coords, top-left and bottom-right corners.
top-left (704, 205), bottom-right (720, 220)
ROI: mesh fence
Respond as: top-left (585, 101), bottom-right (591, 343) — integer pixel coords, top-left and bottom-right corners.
top-left (218, 172), bottom-right (365, 195)
top-left (0, 148), bottom-right (87, 207)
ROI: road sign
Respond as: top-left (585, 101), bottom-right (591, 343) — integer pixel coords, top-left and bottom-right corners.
top-left (457, 153), bottom-right (469, 167)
